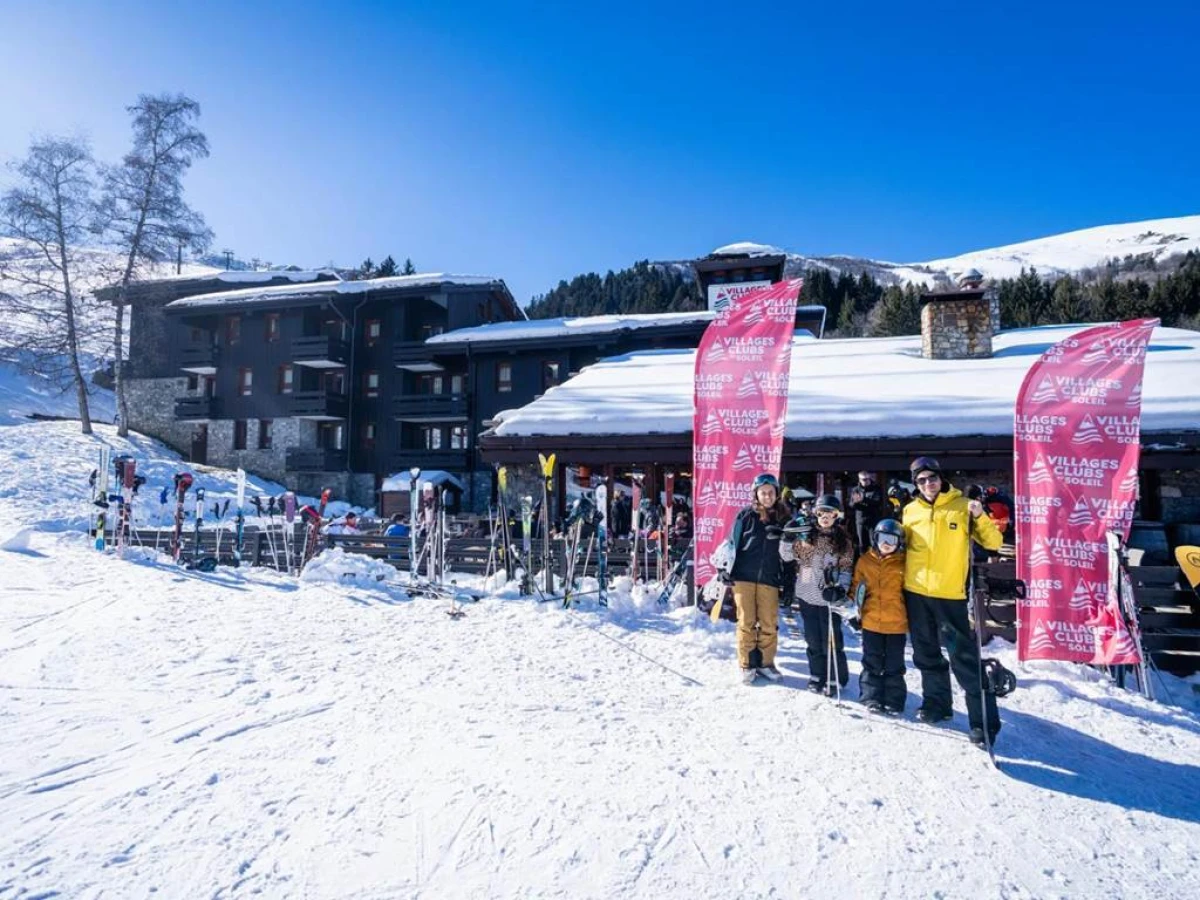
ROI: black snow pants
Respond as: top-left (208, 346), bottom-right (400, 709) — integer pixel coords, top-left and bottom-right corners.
top-left (859, 630), bottom-right (907, 711)
top-left (904, 590), bottom-right (1000, 733)
top-left (799, 599), bottom-right (848, 688)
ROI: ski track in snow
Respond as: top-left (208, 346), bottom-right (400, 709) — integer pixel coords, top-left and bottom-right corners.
top-left (1, 527), bottom-right (1198, 899)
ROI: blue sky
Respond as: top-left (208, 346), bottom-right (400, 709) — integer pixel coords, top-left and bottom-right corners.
top-left (1, 1), bottom-right (1197, 304)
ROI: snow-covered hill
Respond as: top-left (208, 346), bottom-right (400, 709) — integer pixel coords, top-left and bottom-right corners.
top-left (1, 418), bottom-right (1199, 898)
top-left (706, 214), bottom-right (1200, 288)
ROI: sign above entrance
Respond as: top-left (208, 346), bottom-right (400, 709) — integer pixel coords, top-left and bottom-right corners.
top-left (707, 280), bottom-right (773, 314)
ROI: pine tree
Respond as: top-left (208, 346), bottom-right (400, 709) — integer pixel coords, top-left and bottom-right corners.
top-left (873, 284), bottom-right (923, 336)
top-left (402, 257), bottom-right (417, 275)
top-left (1046, 276), bottom-right (1088, 324)
top-left (358, 257), bottom-right (376, 280)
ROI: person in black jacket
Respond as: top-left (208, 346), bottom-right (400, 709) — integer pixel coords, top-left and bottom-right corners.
top-left (723, 472), bottom-right (790, 684)
top-left (847, 470), bottom-right (888, 555)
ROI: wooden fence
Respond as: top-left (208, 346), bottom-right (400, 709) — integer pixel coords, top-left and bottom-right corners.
top-left (116, 526), bottom-right (1197, 674)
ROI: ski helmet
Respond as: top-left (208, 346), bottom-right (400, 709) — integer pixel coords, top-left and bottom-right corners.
top-left (910, 456), bottom-right (942, 479)
top-left (814, 493), bottom-right (842, 514)
top-left (872, 518), bottom-right (905, 553)
top-left (751, 473), bottom-right (780, 493)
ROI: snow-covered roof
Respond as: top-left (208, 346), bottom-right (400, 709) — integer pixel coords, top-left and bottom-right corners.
top-left (708, 242), bottom-right (787, 258)
top-left (490, 324), bottom-right (1200, 440)
top-left (148, 269), bottom-right (338, 285)
top-left (429, 306), bottom-right (829, 346)
top-left (165, 273), bottom-right (510, 311)
top-left (380, 470), bottom-right (466, 492)
top-left (429, 311), bottom-right (716, 345)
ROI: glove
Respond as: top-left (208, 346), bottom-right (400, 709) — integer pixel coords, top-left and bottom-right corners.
top-left (848, 617), bottom-right (862, 632)
top-left (765, 524), bottom-right (784, 539)
top-left (821, 585), bottom-right (844, 606)
top-left (718, 571), bottom-right (734, 586)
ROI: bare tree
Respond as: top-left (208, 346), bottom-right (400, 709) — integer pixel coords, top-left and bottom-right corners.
top-left (99, 93), bottom-right (213, 436)
top-left (0, 137), bottom-right (102, 433)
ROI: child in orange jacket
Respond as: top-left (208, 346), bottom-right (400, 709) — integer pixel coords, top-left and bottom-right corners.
top-left (850, 519), bottom-right (908, 714)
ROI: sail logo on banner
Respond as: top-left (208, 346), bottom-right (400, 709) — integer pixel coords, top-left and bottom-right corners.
top-left (1119, 467), bottom-right (1139, 494)
top-left (732, 442), bottom-right (782, 472)
top-left (700, 412), bottom-right (724, 437)
top-left (699, 480), bottom-right (754, 505)
top-left (1071, 416), bottom-right (1103, 445)
top-left (696, 373), bottom-right (734, 399)
top-left (1015, 413), bottom-right (1068, 443)
top-left (1066, 497), bottom-right (1094, 527)
top-left (703, 342), bottom-right (726, 364)
top-left (1028, 622), bottom-right (1057, 653)
top-left (1015, 495), bottom-right (1062, 526)
top-left (1127, 381), bottom-right (1142, 407)
top-left (1070, 577), bottom-right (1106, 612)
top-left (732, 446), bottom-right (755, 472)
top-left (1027, 455), bottom-right (1054, 485)
top-left (1030, 378), bottom-right (1058, 403)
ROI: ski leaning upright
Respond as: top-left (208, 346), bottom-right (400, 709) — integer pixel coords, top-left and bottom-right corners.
top-left (170, 472), bottom-right (194, 562)
top-left (595, 481), bottom-right (608, 607)
top-left (89, 446), bottom-right (112, 550)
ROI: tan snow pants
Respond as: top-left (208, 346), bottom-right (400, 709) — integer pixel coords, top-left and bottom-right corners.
top-left (732, 581), bottom-right (779, 668)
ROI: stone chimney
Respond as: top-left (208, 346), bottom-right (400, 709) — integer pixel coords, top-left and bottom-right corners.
top-left (920, 271), bottom-right (996, 360)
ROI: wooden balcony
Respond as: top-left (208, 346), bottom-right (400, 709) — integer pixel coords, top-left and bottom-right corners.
top-left (174, 396), bottom-right (222, 420)
top-left (288, 390), bottom-right (348, 420)
top-left (180, 344), bottom-right (219, 374)
top-left (393, 341), bottom-right (444, 372)
top-left (387, 448), bottom-right (470, 472)
top-left (292, 335), bottom-right (350, 368)
top-left (285, 447), bottom-right (348, 472)
top-left (392, 393), bottom-right (468, 421)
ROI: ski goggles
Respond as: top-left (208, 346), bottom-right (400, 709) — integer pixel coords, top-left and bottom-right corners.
top-left (876, 534), bottom-right (900, 550)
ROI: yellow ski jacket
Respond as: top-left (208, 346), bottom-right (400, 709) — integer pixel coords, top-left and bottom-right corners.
top-left (902, 486), bottom-right (1003, 600)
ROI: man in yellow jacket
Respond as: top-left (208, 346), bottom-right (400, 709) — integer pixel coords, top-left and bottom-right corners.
top-left (902, 456), bottom-right (1004, 747)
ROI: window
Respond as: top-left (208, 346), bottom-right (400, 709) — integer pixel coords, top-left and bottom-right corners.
top-left (318, 422), bottom-right (344, 450)
top-left (543, 361), bottom-right (561, 389)
top-left (324, 370), bottom-right (345, 394)
top-left (363, 370), bottom-right (380, 398)
top-left (417, 374), bottom-right (443, 395)
top-left (323, 318), bottom-right (347, 341)
top-left (421, 426), bottom-right (443, 450)
top-left (258, 419), bottom-right (273, 450)
top-left (450, 425), bottom-right (468, 449)
top-left (361, 422), bottom-right (376, 450)
top-left (265, 313), bottom-right (280, 342)
top-left (186, 374), bottom-right (199, 391)
top-left (277, 364), bottom-right (294, 394)
top-left (233, 420), bottom-right (248, 450)
top-left (497, 361), bottom-right (512, 393)
top-left (238, 367), bottom-right (253, 396)
top-left (225, 315), bottom-right (241, 345)
top-left (203, 376), bottom-right (216, 398)
top-left (365, 319), bottom-right (381, 346)
top-left (451, 374), bottom-right (465, 394)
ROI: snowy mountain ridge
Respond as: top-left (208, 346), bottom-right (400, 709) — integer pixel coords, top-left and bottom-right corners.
top-left (700, 214), bottom-right (1200, 288)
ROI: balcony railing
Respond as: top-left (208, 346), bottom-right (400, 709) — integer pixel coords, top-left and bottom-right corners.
top-left (393, 341), bottom-right (444, 372)
top-left (285, 447), bottom-right (348, 472)
top-left (292, 335), bottom-right (350, 368)
top-left (392, 393), bottom-right (468, 421)
top-left (180, 344), bottom-right (219, 374)
top-left (175, 396), bottom-right (222, 420)
top-left (387, 448), bottom-right (470, 472)
top-left (288, 390), bottom-right (349, 420)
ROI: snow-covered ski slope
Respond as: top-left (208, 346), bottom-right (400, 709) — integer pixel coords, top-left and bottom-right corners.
top-left (708, 214), bottom-right (1200, 287)
top-left (2, 420), bottom-right (1200, 898)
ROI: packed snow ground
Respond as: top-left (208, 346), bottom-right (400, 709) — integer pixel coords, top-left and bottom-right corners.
top-left (2, 423), bottom-right (1200, 898)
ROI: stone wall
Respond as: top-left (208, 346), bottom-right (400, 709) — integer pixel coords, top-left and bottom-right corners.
top-left (125, 377), bottom-right (195, 457)
top-left (921, 295), bottom-right (994, 360)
